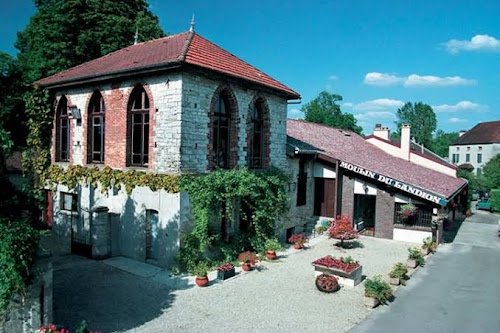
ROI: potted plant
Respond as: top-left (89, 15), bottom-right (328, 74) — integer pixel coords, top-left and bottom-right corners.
top-left (193, 261), bottom-right (210, 287)
top-left (407, 247), bottom-right (425, 269)
top-left (315, 273), bottom-right (340, 293)
top-left (327, 215), bottom-right (358, 248)
top-left (364, 275), bottom-right (393, 308)
top-left (264, 238), bottom-right (283, 260)
top-left (388, 262), bottom-right (408, 286)
top-left (421, 237), bottom-right (437, 255)
top-left (288, 233), bottom-right (309, 249)
top-left (238, 251), bottom-right (258, 271)
top-left (217, 262), bottom-right (235, 280)
top-left (399, 203), bottom-right (418, 223)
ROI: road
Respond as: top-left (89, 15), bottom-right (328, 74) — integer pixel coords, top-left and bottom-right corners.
top-left (350, 207), bottom-right (500, 333)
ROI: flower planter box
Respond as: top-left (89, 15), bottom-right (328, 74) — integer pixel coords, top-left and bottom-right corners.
top-left (389, 277), bottom-right (400, 286)
top-left (421, 247), bottom-right (430, 256)
top-left (407, 259), bottom-right (417, 269)
top-left (217, 268), bottom-right (235, 281)
top-left (313, 264), bottom-right (363, 287)
top-left (364, 296), bottom-right (380, 308)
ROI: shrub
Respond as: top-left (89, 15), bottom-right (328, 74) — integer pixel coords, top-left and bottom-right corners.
top-left (264, 238), bottom-right (283, 252)
top-left (388, 262), bottom-right (408, 279)
top-left (238, 251), bottom-right (258, 265)
top-left (422, 237), bottom-right (437, 252)
top-left (408, 247), bottom-right (425, 267)
top-left (316, 225), bottom-right (328, 235)
top-left (491, 189), bottom-right (500, 212)
top-left (364, 276), bottom-right (393, 304)
top-left (328, 215), bottom-right (358, 247)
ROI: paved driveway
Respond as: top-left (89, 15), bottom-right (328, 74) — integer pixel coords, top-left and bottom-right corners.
top-left (350, 209), bottom-right (500, 333)
top-left (53, 235), bottom-right (414, 332)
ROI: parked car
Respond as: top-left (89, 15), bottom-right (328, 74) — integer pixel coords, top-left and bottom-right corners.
top-left (476, 199), bottom-right (492, 212)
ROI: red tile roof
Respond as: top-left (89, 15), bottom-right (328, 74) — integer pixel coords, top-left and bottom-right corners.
top-left (287, 119), bottom-right (466, 200)
top-left (36, 32), bottom-right (300, 98)
top-left (452, 120), bottom-right (500, 145)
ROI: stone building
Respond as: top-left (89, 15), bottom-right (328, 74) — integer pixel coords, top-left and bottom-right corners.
top-left (37, 29), bottom-right (300, 267)
top-left (287, 120), bottom-right (467, 243)
top-left (448, 120), bottom-right (500, 176)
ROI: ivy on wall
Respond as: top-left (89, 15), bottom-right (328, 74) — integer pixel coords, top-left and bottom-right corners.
top-left (178, 167), bottom-right (289, 271)
top-left (44, 165), bottom-right (180, 194)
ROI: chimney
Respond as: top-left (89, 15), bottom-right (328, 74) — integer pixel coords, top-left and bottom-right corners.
top-left (373, 124), bottom-right (390, 140)
top-left (401, 124), bottom-right (411, 160)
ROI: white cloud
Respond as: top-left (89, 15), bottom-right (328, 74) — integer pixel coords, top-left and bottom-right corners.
top-left (343, 102), bottom-right (354, 108)
top-left (364, 72), bottom-right (404, 86)
top-left (364, 72), bottom-right (477, 87)
top-left (328, 75), bottom-right (339, 80)
top-left (404, 74), bottom-right (476, 87)
top-left (433, 101), bottom-right (487, 112)
top-left (354, 111), bottom-right (396, 121)
top-left (325, 84), bottom-right (333, 91)
top-left (448, 117), bottom-right (468, 123)
top-left (287, 108), bottom-right (304, 119)
top-left (353, 98), bottom-right (405, 111)
top-left (445, 34), bottom-right (500, 54)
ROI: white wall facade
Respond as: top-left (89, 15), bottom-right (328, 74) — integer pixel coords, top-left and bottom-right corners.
top-left (449, 143), bottom-right (500, 176)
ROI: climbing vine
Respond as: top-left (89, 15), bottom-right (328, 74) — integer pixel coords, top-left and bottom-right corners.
top-left (22, 86), bottom-right (53, 207)
top-left (178, 167), bottom-right (289, 271)
top-left (44, 165), bottom-right (180, 194)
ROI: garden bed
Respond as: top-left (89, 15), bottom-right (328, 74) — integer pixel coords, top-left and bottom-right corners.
top-left (312, 255), bottom-right (363, 287)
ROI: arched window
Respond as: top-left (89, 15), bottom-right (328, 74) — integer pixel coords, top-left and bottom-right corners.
top-left (127, 85), bottom-right (150, 166)
top-left (55, 96), bottom-right (69, 162)
top-left (212, 92), bottom-right (231, 169)
top-left (87, 91), bottom-right (105, 163)
top-left (248, 99), bottom-right (264, 168)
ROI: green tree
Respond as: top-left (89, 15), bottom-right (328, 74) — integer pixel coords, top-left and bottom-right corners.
top-left (302, 91), bottom-right (363, 134)
top-left (483, 154), bottom-right (500, 189)
top-left (16, 0), bottom-right (165, 83)
top-left (431, 130), bottom-right (459, 158)
top-left (394, 102), bottom-right (437, 148)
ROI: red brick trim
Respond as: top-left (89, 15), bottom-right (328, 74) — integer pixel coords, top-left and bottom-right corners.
top-left (124, 83), bottom-right (155, 169)
top-left (207, 84), bottom-right (239, 170)
top-left (246, 95), bottom-right (270, 169)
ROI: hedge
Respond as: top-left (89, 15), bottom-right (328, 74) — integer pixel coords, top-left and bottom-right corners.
top-left (491, 189), bottom-right (500, 212)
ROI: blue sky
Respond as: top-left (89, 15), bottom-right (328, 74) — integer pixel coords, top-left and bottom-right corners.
top-left (1, 0), bottom-right (499, 134)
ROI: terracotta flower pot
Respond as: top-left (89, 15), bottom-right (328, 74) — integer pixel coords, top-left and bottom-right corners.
top-left (195, 276), bottom-right (209, 287)
top-left (293, 243), bottom-right (303, 250)
top-left (266, 250), bottom-right (277, 260)
top-left (241, 263), bottom-right (251, 271)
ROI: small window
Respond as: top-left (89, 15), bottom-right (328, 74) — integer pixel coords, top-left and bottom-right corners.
top-left (465, 153), bottom-right (470, 162)
top-left (456, 147), bottom-right (459, 151)
top-left (466, 146), bottom-right (470, 151)
top-left (478, 146), bottom-right (482, 151)
top-left (296, 159), bottom-right (307, 206)
top-left (61, 192), bottom-right (77, 212)
top-left (477, 153), bottom-right (482, 163)
top-left (477, 168), bottom-right (482, 176)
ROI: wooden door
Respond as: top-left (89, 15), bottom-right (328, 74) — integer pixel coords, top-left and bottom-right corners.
top-left (314, 178), bottom-right (336, 217)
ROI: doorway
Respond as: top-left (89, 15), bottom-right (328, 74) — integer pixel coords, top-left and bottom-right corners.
top-left (353, 194), bottom-right (376, 236)
top-left (314, 178), bottom-right (336, 217)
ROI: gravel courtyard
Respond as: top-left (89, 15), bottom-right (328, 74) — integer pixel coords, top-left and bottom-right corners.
top-left (53, 235), bottom-right (414, 332)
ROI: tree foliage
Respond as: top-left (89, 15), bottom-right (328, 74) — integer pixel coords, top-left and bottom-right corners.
top-left (430, 130), bottom-right (459, 158)
top-left (16, 0), bottom-right (165, 83)
top-left (302, 91), bottom-right (363, 135)
top-left (394, 102), bottom-right (437, 148)
top-left (483, 154), bottom-right (500, 189)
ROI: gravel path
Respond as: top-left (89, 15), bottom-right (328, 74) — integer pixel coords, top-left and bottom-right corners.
top-left (53, 235), bottom-right (414, 332)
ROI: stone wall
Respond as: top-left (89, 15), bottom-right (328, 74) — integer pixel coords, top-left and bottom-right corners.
top-left (340, 173), bottom-right (354, 219)
top-left (0, 255), bottom-right (53, 333)
top-left (284, 158), bottom-right (315, 231)
top-left (374, 189), bottom-right (395, 239)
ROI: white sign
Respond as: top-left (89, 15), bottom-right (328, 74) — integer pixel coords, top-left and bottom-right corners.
top-left (339, 161), bottom-right (446, 205)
